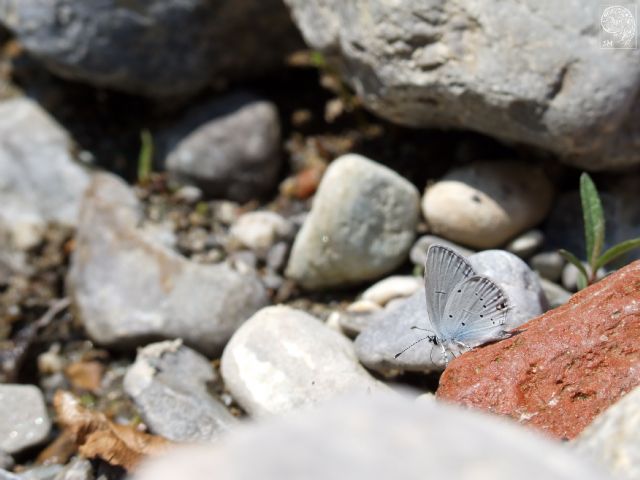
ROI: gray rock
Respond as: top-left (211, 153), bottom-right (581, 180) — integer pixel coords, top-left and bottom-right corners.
top-left (133, 392), bottom-right (611, 480)
top-left (0, 470), bottom-right (18, 480)
top-left (286, 154), bottom-right (419, 290)
top-left (221, 306), bottom-right (387, 417)
top-left (14, 465), bottom-right (64, 480)
top-left (468, 250), bottom-right (548, 326)
top-left (355, 289), bottom-right (439, 375)
top-left (284, 0), bottom-right (640, 170)
top-left (409, 235), bottom-right (473, 267)
top-left (162, 94), bottom-right (282, 202)
top-left (0, 1), bottom-right (301, 98)
top-left (538, 278), bottom-right (572, 309)
top-left (0, 97), bottom-right (90, 250)
top-left (124, 340), bottom-right (236, 443)
top-left (422, 161), bottom-right (553, 249)
top-left (505, 229), bottom-right (544, 259)
top-left (53, 458), bottom-right (93, 480)
top-left (356, 249), bottom-right (547, 374)
top-left (229, 211), bottom-right (293, 257)
top-left (0, 385), bottom-right (51, 454)
top-left (68, 173), bottom-right (269, 356)
top-left (530, 251), bottom-right (566, 283)
top-left (573, 386), bottom-right (640, 480)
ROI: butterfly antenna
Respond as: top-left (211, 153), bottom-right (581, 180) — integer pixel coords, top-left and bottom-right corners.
top-left (394, 336), bottom-right (432, 359)
top-left (411, 326), bottom-right (435, 334)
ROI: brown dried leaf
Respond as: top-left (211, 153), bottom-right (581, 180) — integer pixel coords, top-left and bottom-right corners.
top-left (65, 361), bottom-right (105, 393)
top-left (36, 429), bottom-right (77, 465)
top-left (54, 390), bottom-right (172, 470)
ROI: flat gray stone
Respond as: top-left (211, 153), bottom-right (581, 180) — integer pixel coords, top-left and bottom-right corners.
top-left (124, 340), bottom-right (236, 443)
top-left (0, 0), bottom-right (301, 98)
top-left (286, 154), bottom-right (419, 290)
top-left (162, 94), bottom-right (282, 202)
top-left (355, 249), bottom-right (547, 374)
top-left (284, 0), bottom-right (640, 169)
top-left (0, 385), bottom-right (51, 454)
top-left (133, 392), bottom-right (611, 480)
top-left (68, 173), bottom-right (269, 356)
top-left (505, 229), bottom-right (544, 259)
top-left (422, 161), bottom-right (553, 249)
top-left (229, 211), bottom-right (293, 257)
top-left (574, 386), bottom-right (640, 480)
top-left (52, 458), bottom-right (93, 480)
top-left (221, 306), bottom-right (387, 417)
top-left (0, 97), bottom-right (90, 250)
top-left (538, 278), bottom-right (572, 309)
top-left (530, 251), bottom-right (566, 283)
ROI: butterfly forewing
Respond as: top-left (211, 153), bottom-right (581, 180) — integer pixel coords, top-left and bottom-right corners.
top-left (425, 245), bottom-right (475, 338)
top-left (440, 275), bottom-right (509, 347)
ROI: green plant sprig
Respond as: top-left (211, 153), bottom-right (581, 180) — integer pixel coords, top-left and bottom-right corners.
top-left (558, 173), bottom-right (640, 290)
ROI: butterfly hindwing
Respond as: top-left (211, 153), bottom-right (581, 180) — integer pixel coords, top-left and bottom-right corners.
top-left (440, 275), bottom-right (509, 347)
top-left (424, 245), bottom-right (475, 338)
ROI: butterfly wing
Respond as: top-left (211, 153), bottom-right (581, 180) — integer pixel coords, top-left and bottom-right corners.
top-left (440, 275), bottom-right (510, 348)
top-left (424, 245), bottom-right (475, 338)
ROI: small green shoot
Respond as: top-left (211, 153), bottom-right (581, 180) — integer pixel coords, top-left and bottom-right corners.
top-left (558, 173), bottom-right (640, 289)
top-left (137, 128), bottom-right (154, 184)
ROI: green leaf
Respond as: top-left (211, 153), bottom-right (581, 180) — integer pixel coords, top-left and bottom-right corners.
top-left (594, 238), bottom-right (640, 271)
top-left (137, 129), bottom-right (154, 183)
top-left (579, 173), bottom-right (605, 269)
top-left (558, 248), bottom-right (589, 281)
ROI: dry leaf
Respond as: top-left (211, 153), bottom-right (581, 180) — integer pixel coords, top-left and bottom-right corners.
top-left (54, 390), bottom-right (172, 470)
top-left (36, 429), bottom-right (77, 465)
top-left (65, 361), bottom-right (105, 393)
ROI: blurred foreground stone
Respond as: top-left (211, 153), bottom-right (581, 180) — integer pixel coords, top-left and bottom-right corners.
top-left (134, 393), bottom-right (611, 480)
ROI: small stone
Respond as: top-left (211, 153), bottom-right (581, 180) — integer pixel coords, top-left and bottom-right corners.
top-left (286, 154), bottom-right (420, 290)
top-left (409, 235), bottom-right (473, 267)
top-left (361, 276), bottom-right (422, 307)
top-left (562, 262), bottom-right (606, 292)
top-left (0, 97), bottom-right (90, 250)
top-left (574, 386), bottom-right (640, 480)
top-left (422, 161), bottom-right (553, 249)
top-left (133, 393), bottom-right (609, 480)
top-left (505, 229), bottom-right (544, 259)
top-left (68, 173), bottom-right (269, 356)
top-left (124, 340), bottom-right (236, 443)
top-left (0, 385), bottom-right (51, 454)
top-left (230, 212), bottom-right (293, 256)
top-left (173, 185), bottom-right (203, 204)
top-left (13, 465), bottom-right (64, 480)
top-left (162, 93), bottom-right (282, 202)
top-left (438, 260), bottom-right (640, 440)
top-left (538, 278), bottom-right (572, 309)
top-left (53, 457), bottom-right (93, 480)
top-left (346, 300), bottom-right (382, 314)
top-left (266, 242), bottom-right (289, 272)
top-left (530, 251), bottom-right (566, 283)
top-left (221, 306), bottom-right (387, 417)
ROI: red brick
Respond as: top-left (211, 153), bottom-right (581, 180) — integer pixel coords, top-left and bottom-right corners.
top-left (437, 260), bottom-right (640, 439)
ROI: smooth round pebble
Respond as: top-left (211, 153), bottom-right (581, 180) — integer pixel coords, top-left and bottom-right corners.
top-left (230, 211), bottom-right (293, 256)
top-left (562, 262), bottom-right (606, 292)
top-left (530, 251), bottom-right (566, 283)
top-left (221, 306), bottom-right (387, 417)
top-left (422, 161), bottom-right (553, 249)
top-left (505, 229), bottom-right (544, 259)
top-left (361, 276), bottom-right (422, 306)
top-left (538, 278), bottom-right (572, 309)
top-left (285, 154), bottom-right (419, 290)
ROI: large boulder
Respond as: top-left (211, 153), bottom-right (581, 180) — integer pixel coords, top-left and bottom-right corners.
top-left (0, 0), bottom-right (301, 97)
top-left (284, 0), bottom-right (640, 169)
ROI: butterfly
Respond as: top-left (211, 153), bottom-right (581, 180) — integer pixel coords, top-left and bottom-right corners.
top-left (396, 244), bottom-right (511, 365)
